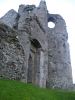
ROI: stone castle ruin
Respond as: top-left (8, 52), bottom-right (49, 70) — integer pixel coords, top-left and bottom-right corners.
top-left (0, 1), bottom-right (73, 90)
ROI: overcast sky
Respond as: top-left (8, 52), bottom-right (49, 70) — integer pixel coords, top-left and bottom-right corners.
top-left (0, 0), bottom-right (75, 83)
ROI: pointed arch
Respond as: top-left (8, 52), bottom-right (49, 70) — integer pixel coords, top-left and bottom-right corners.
top-left (31, 39), bottom-right (41, 48)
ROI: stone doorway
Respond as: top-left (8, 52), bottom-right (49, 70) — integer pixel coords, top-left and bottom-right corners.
top-left (27, 39), bottom-right (42, 85)
top-left (27, 55), bottom-right (33, 83)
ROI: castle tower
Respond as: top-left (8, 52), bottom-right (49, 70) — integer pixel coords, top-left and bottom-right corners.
top-left (47, 14), bottom-right (73, 90)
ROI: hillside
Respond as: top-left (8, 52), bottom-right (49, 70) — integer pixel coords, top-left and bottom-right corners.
top-left (0, 78), bottom-right (75, 100)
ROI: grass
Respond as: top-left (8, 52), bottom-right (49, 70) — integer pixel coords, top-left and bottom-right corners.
top-left (0, 78), bottom-right (75, 100)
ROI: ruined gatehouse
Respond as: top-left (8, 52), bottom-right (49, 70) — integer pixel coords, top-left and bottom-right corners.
top-left (0, 1), bottom-right (73, 90)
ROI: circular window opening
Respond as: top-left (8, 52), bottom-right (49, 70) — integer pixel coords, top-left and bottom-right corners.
top-left (48, 22), bottom-right (55, 28)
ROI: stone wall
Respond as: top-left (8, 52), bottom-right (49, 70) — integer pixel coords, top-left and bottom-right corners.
top-left (0, 9), bottom-right (19, 29)
top-left (47, 14), bottom-right (73, 90)
top-left (0, 23), bottom-right (26, 81)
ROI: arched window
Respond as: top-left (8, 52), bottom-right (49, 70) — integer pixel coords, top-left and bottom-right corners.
top-left (48, 17), bottom-right (55, 28)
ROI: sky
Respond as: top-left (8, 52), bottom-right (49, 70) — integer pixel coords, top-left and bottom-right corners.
top-left (0, 0), bottom-right (75, 83)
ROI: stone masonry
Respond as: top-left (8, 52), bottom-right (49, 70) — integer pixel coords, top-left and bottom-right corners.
top-left (0, 1), bottom-right (73, 90)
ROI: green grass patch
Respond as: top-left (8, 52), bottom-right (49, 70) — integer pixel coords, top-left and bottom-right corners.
top-left (0, 78), bottom-right (75, 100)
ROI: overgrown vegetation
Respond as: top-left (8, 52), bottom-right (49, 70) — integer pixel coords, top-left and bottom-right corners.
top-left (0, 78), bottom-right (75, 100)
